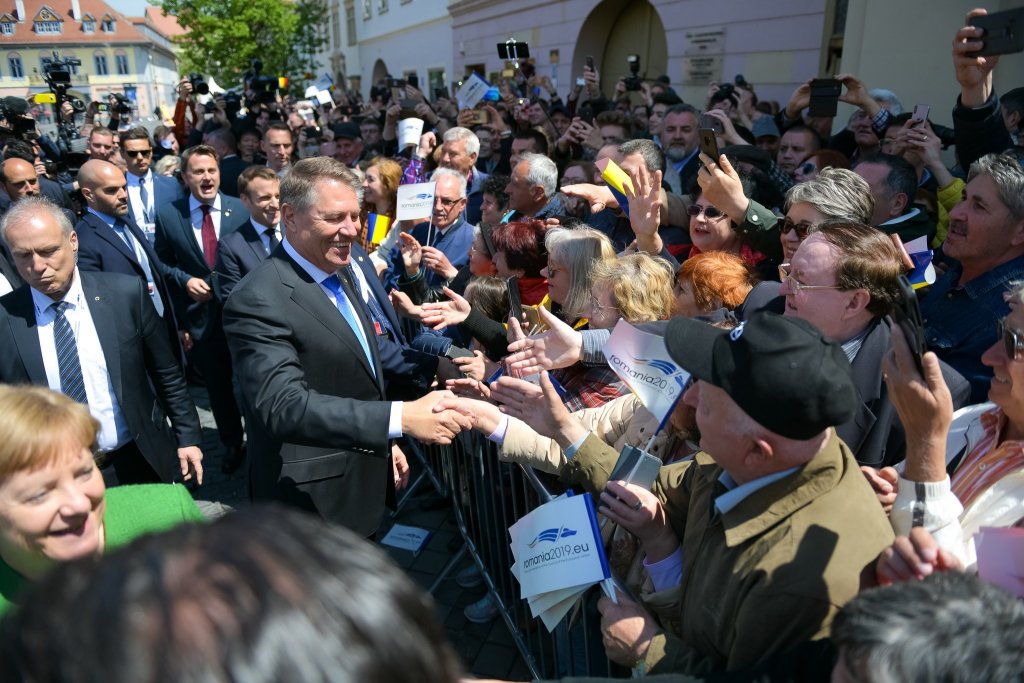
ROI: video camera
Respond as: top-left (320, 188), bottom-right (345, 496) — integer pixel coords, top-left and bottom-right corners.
top-left (39, 51), bottom-right (89, 168)
top-left (245, 59), bottom-right (279, 105)
top-left (189, 73), bottom-right (210, 96)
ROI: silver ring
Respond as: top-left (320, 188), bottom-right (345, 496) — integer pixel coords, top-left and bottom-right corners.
top-left (632, 500), bottom-right (643, 511)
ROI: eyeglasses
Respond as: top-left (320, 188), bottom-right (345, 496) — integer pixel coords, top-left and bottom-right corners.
top-left (686, 204), bottom-right (725, 219)
top-left (797, 162), bottom-right (816, 176)
top-left (997, 317), bottom-right (1024, 361)
top-left (778, 262), bottom-right (843, 295)
top-left (780, 217), bottom-right (815, 240)
top-left (125, 149), bottom-right (153, 158)
top-left (587, 294), bottom-right (618, 313)
top-left (435, 196), bottom-right (463, 208)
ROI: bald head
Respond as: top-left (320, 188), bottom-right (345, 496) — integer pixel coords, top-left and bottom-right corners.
top-left (1, 158), bottom-right (40, 202)
top-left (77, 159), bottom-right (128, 218)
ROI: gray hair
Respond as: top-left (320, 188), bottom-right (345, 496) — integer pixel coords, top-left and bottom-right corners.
top-left (831, 571), bottom-right (1024, 683)
top-left (869, 88), bottom-right (903, 115)
top-left (617, 139), bottom-right (664, 173)
top-left (968, 152), bottom-right (1024, 221)
top-left (280, 157), bottom-right (363, 213)
top-left (785, 167), bottom-right (874, 224)
top-left (442, 127), bottom-right (480, 157)
top-left (520, 152), bottom-right (557, 199)
top-left (544, 226), bottom-right (615, 320)
top-left (429, 167), bottom-right (467, 199)
top-left (0, 196), bottom-right (72, 247)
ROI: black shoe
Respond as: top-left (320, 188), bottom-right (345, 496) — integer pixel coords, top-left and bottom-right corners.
top-left (222, 443), bottom-right (246, 474)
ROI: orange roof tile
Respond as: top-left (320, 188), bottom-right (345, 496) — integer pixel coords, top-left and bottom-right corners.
top-left (0, 0), bottom-right (149, 45)
top-left (142, 6), bottom-right (183, 39)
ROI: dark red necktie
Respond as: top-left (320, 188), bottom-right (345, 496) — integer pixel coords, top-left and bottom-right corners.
top-left (200, 204), bottom-right (217, 269)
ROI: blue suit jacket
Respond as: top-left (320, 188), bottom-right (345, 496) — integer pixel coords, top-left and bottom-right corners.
top-left (154, 193), bottom-right (250, 340)
top-left (383, 217), bottom-right (475, 291)
top-left (75, 211), bottom-right (181, 361)
top-left (153, 173), bottom-right (186, 207)
top-left (214, 220), bottom-right (270, 302)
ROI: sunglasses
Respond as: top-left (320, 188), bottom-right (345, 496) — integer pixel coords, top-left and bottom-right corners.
top-left (997, 317), bottom-right (1024, 361)
top-left (781, 217), bottom-right (815, 240)
top-left (686, 204), bottom-right (725, 219)
top-left (125, 149), bottom-right (153, 158)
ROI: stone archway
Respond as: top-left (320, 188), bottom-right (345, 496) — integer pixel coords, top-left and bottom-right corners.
top-left (572, 0), bottom-right (667, 89)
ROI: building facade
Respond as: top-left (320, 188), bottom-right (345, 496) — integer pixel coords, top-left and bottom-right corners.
top-left (0, 0), bottom-right (180, 121)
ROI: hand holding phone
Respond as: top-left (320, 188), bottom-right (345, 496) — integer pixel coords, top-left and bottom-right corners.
top-left (808, 78), bottom-right (842, 118)
top-left (698, 128), bottom-right (720, 162)
top-left (891, 274), bottom-right (926, 374)
top-left (968, 8), bottom-right (1024, 56)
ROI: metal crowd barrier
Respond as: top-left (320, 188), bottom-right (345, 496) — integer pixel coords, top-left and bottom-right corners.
top-left (400, 433), bottom-right (619, 680)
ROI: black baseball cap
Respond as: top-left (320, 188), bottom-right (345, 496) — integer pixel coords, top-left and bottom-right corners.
top-left (664, 311), bottom-right (857, 440)
top-left (331, 122), bottom-right (362, 140)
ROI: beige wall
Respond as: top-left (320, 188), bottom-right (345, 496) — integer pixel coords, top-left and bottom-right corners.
top-left (839, 0), bottom-right (1024, 125)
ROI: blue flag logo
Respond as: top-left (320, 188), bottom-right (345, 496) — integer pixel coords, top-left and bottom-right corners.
top-left (528, 526), bottom-right (578, 548)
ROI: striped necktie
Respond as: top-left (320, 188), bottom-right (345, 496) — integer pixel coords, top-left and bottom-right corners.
top-left (51, 301), bottom-right (88, 405)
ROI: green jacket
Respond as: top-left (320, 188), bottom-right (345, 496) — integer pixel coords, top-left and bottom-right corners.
top-left (559, 432), bottom-right (893, 676)
top-left (0, 484), bottom-right (204, 615)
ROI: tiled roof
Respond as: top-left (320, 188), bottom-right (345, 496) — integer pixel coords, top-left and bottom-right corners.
top-left (142, 5), bottom-right (183, 39)
top-left (0, 0), bottom-right (148, 44)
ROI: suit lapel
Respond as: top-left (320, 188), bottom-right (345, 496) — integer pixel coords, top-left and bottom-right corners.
top-left (353, 248), bottom-right (402, 338)
top-left (6, 288), bottom-right (47, 384)
top-left (173, 198), bottom-right (206, 265)
top-left (277, 254), bottom-right (379, 386)
top-left (86, 213), bottom-right (138, 266)
top-left (244, 221), bottom-right (269, 262)
top-left (80, 273), bottom-right (123, 401)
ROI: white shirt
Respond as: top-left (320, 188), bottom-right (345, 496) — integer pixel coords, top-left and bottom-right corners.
top-left (281, 237), bottom-right (402, 438)
top-left (0, 273), bottom-right (11, 297)
top-left (188, 194), bottom-right (223, 259)
top-left (32, 269), bottom-right (132, 451)
top-left (251, 218), bottom-right (277, 255)
top-left (126, 169), bottom-right (156, 238)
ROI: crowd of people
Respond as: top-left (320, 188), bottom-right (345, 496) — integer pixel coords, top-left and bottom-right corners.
top-left (0, 6), bottom-right (1022, 682)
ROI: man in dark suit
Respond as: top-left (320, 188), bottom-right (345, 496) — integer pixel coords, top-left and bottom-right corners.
top-left (0, 197), bottom-right (203, 485)
top-left (120, 127), bottom-right (185, 245)
top-left (222, 157), bottom-right (471, 536)
top-left (214, 166), bottom-right (280, 301)
top-left (0, 158), bottom-right (76, 226)
top-left (204, 127), bottom-right (253, 198)
top-left (74, 160), bottom-right (180, 361)
top-left (155, 145), bottom-right (250, 466)
top-left (1, 139), bottom-right (76, 213)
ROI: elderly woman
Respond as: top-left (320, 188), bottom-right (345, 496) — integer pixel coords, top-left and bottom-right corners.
top-left (0, 385), bottom-right (204, 614)
top-left (875, 282), bottom-right (1024, 582)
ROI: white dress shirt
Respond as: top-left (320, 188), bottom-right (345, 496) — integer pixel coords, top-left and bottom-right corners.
top-left (87, 208), bottom-right (164, 317)
top-left (188, 194), bottom-right (223, 259)
top-left (0, 273), bottom-right (11, 297)
top-left (32, 269), bottom-right (132, 451)
top-left (281, 237), bottom-right (402, 437)
top-left (126, 169), bottom-right (156, 240)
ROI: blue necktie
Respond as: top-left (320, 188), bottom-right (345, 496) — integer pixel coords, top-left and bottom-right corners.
top-left (322, 274), bottom-right (375, 374)
top-left (347, 266), bottom-right (394, 340)
top-left (51, 301), bottom-right (88, 405)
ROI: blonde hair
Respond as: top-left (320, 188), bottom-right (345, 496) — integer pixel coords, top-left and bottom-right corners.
top-left (544, 227), bottom-right (616, 321)
top-left (591, 253), bottom-right (674, 322)
top-left (0, 385), bottom-right (99, 478)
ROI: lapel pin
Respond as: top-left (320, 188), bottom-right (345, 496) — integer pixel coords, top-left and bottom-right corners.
top-left (225, 209), bottom-right (232, 218)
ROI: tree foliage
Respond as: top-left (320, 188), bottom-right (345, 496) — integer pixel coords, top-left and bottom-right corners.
top-left (157, 0), bottom-right (328, 90)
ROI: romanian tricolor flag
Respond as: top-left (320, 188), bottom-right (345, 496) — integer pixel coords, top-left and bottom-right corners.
top-left (366, 213), bottom-right (391, 247)
top-left (595, 157), bottom-right (634, 217)
top-left (902, 236), bottom-right (936, 289)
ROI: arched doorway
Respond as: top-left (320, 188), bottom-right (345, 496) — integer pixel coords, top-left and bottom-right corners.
top-left (371, 58), bottom-right (389, 90)
top-left (573, 0), bottom-right (667, 89)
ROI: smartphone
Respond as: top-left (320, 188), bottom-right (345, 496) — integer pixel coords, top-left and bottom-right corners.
top-left (407, 74), bottom-right (419, 89)
top-left (892, 274), bottom-right (926, 373)
top-left (505, 276), bottom-right (523, 324)
top-left (467, 109), bottom-right (489, 125)
top-left (387, 78), bottom-right (405, 89)
top-left (911, 104), bottom-right (930, 127)
top-left (303, 125), bottom-right (320, 139)
top-left (497, 41), bottom-right (530, 60)
top-left (433, 86), bottom-right (448, 101)
top-left (968, 8), bottom-right (1024, 56)
top-left (698, 113), bottom-right (724, 135)
top-left (698, 128), bottom-right (720, 161)
top-left (585, 55), bottom-right (595, 71)
top-left (808, 78), bottom-right (842, 118)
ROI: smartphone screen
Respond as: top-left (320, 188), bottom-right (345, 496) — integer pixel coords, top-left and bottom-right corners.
top-left (506, 276), bottom-right (523, 324)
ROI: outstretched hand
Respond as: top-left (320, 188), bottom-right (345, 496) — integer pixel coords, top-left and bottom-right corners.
top-left (420, 287), bottom-right (471, 330)
top-left (505, 307), bottom-right (583, 374)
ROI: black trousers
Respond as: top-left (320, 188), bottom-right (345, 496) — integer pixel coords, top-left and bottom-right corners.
top-left (190, 326), bottom-right (243, 450)
top-left (98, 440), bottom-right (161, 487)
